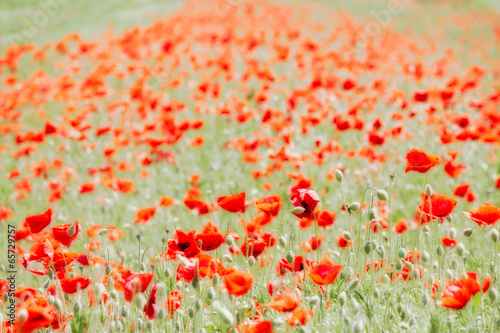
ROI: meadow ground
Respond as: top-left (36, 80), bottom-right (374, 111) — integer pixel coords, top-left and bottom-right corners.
top-left (1, 0), bottom-right (500, 332)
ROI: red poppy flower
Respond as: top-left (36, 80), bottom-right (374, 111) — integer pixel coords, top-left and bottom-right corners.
top-left (144, 283), bottom-right (159, 319)
top-left (308, 254), bottom-right (342, 285)
top-left (25, 208), bottom-right (53, 234)
top-left (217, 192), bottom-right (246, 213)
top-left (440, 274), bottom-right (480, 309)
top-left (78, 182), bottom-right (95, 194)
top-left (118, 271), bottom-right (155, 302)
top-left (337, 234), bottom-right (353, 248)
top-left (454, 183), bottom-right (470, 197)
top-left (195, 230), bottom-right (224, 251)
top-left (134, 207), bottom-right (156, 224)
top-left (444, 160), bottom-right (466, 178)
top-left (241, 239), bottom-right (267, 258)
top-left (463, 203), bottom-right (500, 227)
top-left (51, 222), bottom-right (79, 247)
top-left (441, 237), bottom-right (457, 247)
top-left (287, 308), bottom-right (314, 326)
top-left (278, 255), bottom-right (310, 276)
top-left (290, 188), bottom-right (320, 219)
top-left (255, 195), bottom-right (282, 216)
top-left (302, 234), bottom-right (322, 252)
top-left (166, 291), bottom-right (182, 318)
top-left (16, 306), bottom-right (53, 333)
top-left (60, 276), bottom-right (91, 294)
top-left (223, 270), bottom-right (254, 296)
top-left (239, 319), bottom-right (274, 333)
top-left (167, 230), bottom-right (201, 259)
top-left (0, 206), bottom-right (14, 221)
top-left (268, 289), bottom-right (301, 312)
top-left (394, 219), bottom-right (409, 234)
top-left (405, 148), bottom-right (439, 173)
top-left (417, 193), bottom-right (457, 223)
top-left (317, 210), bottom-right (336, 228)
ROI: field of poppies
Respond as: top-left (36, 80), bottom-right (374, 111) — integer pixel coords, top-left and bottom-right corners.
top-left (1, 0), bottom-right (500, 332)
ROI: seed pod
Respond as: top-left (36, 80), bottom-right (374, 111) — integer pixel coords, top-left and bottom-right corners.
top-left (292, 206), bottom-right (306, 214)
top-left (376, 190), bottom-right (388, 201)
top-left (279, 237), bottom-right (287, 248)
top-left (463, 228), bottom-right (473, 237)
top-left (335, 169), bottom-right (344, 182)
top-left (436, 245), bottom-right (444, 257)
top-left (347, 279), bottom-right (359, 291)
top-left (425, 184), bottom-right (433, 196)
top-left (398, 248), bottom-right (407, 259)
top-left (225, 235), bottom-right (234, 246)
top-left (247, 256), bottom-right (256, 267)
top-left (286, 251), bottom-right (294, 264)
top-left (364, 241), bottom-right (371, 254)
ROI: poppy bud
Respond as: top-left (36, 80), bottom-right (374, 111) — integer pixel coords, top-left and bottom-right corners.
top-left (399, 322), bottom-right (410, 330)
top-left (445, 216), bottom-right (452, 222)
top-left (121, 306), bottom-right (129, 317)
top-left (395, 260), bottom-right (403, 271)
top-left (368, 208), bottom-right (377, 221)
top-left (212, 274), bottom-right (220, 287)
top-left (343, 231), bottom-right (351, 240)
top-left (425, 184), bottom-right (432, 196)
top-left (448, 227), bottom-right (457, 239)
top-left (105, 264), bottom-right (111, 275)
top-left (165, 268), bottom-right (171, 278)
top-left (94, 283), bottom-right (105, 297)
top-left (373, 287), bottom-right (380, 298)
top-left (188, 307), bottom-right (195, 318)
top-left (279, 237), bottom-right (287, 248)
top-left (161, 236), bottom-right (167, 245)
top-left (48, 268), bottom-right (55, 280)
top-left (225, 235), bottom-right (234, 246)
top-left (456, 243), bottom-right (465, 256)
top-left (490, 229), bottom-right (499, 243)
top-left (43, 279), bottom-right (50, 289)
top-left (432, 261), bottom-right (439, 270)
top-left (364, 241), bottom-right (371, 254)
top-left (67, 223), bottom-right (76, 237)
top-left (338, 291), bottom-right (347, 306)
top-left (18, 308), bottom-right (28, 323)
top-left (54, 298), bottom-right (63, 312)
top-left (207, 287), bottom-right (216, 300)
top-left (110, 290), bottom-right (118, 299)
top-left (335, 169), bottom-right (343, 182)
top-left (98, 229), bottom-right (108, 236)
top-left (247, 256), bottom-right (256, 267)
top-left (191, 277), bottom-right (199, 290)
top-left (422, 225), bottom-right (430, 235)
top-left (348, 202), bottom-right (361, 212)
top-left (133, 294), bottom-right (146, 309)
top-left (215, 304), bottom-right (235, 326)
top-left (286, 251), bottom-right (294, 264)
top-left (353, 319), bottom-right (364, 333)
top-left (347, 279), bottom-right (359, 291)
top-left (422, 251), bottom-right (430, 263)
top-left (47, 295), bottom-right (55, 305)
top-left (140, 263), bottom-right (146, 272)
top-left (292, 206), bottom-right (306, 215)
top-left (74, 301), bottom-right (82, 313)
top-left (436, 245), bottom-right (444, 256)
top-left (223, 254), bottom-right (233, 263)
top-left (403, 260), bottom-right (414, 270)
top-left (309, 295), bottom-right (320, 305)
top-left (398, 248), bottom-right (406, 259)
top-left (376, 190), bottom-right (388, 201)
top-left (463, 228), bottom-right (473, 237)
top-left (450, 259), bottom-right (458, 271)
top-left (157, 308), bottom-right (167, 320)
top-left (488, 287), bottom-right (498, 303)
